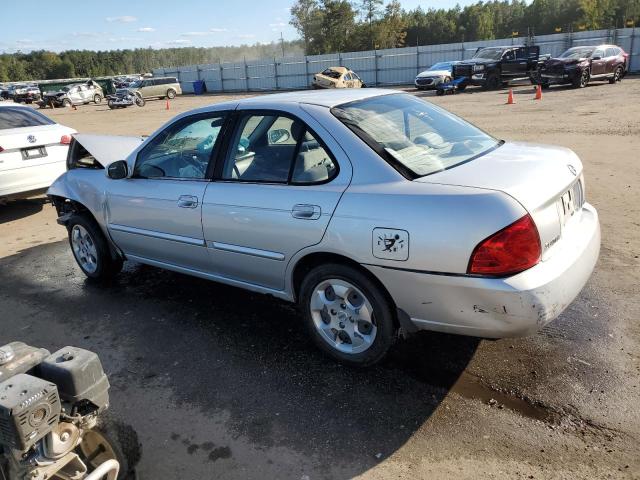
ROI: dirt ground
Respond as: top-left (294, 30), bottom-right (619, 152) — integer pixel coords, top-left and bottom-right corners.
top-left (1, 78), bottom-right (639, 480)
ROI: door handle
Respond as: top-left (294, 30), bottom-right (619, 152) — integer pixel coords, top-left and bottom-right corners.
top-left (178, 195), bottom-right (198, 208)
top-left (291, 204), bottom-right (321, 220)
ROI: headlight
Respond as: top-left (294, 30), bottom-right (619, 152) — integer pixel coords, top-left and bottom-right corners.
top-left (473, 64), bottom-right (485, 72)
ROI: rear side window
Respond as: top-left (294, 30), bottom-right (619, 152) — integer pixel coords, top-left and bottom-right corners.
top-left (0, 107), bottom-right (54, 130)
top-left (605, 48), bottom-right (616, 57)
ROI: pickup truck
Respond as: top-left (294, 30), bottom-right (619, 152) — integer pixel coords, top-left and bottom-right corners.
top-left (452, 45), bottom-right (542, 90)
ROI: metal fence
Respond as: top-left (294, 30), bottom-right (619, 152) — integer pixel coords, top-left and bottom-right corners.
top-left (153, 27), bottom-right (640, 94)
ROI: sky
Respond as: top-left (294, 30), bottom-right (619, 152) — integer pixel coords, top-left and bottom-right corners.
top-left (0, 0), bottom-right (478, 53)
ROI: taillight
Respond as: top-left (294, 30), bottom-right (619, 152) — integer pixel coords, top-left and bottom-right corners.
top-left (0, 146), bottom-right (4, 153)
top-left (468, 214), bottom-right (541, 276)
top-left (60, 135), bottom-right (72, 145)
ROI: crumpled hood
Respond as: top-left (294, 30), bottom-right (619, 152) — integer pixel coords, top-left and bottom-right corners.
top-left (71, 134), bottom-right (145, 168)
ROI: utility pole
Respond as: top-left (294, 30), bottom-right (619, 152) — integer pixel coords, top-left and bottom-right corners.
top-left (280, 32), bottom-right (285, 57)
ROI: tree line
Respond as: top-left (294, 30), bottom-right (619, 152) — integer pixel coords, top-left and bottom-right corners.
top-left (0, 42), bottom-right (304, 83)
top-left (292, 0), bottom-right (640, 54)
top-left (1, 0), bottom-right (639, 82)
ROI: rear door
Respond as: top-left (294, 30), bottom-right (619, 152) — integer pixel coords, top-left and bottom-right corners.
top-left (501, 49), bottom-right (521, 78)
top-left (105, 111), bottom-right (228, 271)
top-left (591, 47), bottom-right (607, 75)
top-left (605, 47), bottom-right (618, 73)
top-left (202, 107), bottom-right (352, 291)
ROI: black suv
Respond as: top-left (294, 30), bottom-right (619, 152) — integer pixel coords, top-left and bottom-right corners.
top-left (453, 45), bottom-right (541, 90)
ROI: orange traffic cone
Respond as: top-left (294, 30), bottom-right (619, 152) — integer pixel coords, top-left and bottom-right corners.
top-left (506, 88), bottom-right (515, 105)
top-left (165, 98), bottom-right (170, 110)
top-left (535, 84), bottom-right (542, 100)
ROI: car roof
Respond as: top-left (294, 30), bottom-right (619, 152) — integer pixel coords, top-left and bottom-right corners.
top-left (324, 66), bottom-right (349, 74)
top-left (232, 88), bottom-right (398, 108)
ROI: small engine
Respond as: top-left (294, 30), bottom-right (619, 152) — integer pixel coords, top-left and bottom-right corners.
top-left (0, 342), bottom-right (119, 480)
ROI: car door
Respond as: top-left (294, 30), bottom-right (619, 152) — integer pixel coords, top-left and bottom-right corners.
top-left (68, 86), bottom-right (81, 104)
top-left (201, 108), bottom-right (352, 291)
top-left (105, 111), bottom-right (228, 271)
top-left (501, 49), bottom-right (522, 78)
top-left (605, 47), bottom-right (618, 73)
top-left (590, 48), bottom-right (606, 75)
top-left (139, 79), bottom-right (152, 98)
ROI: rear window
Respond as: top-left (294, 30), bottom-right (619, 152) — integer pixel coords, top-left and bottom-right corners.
top-left (0, 107), bottom-right (55, 130)
top-left (332, 93), bottom-right (500, 179)
top-left (322, 69), bottom-right (342, 79)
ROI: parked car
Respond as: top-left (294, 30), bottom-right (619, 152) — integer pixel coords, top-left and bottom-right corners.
top-left (124, 77), bottom-right (181, 100)
top-left (453, 45), bottom-right (542, 90)
top-left (0, 104), bottom-right (75, 200)
top-left (7, 84), bottom-right (30, 99)
top-left (40, 81), bottom-right (104, 108)
top-left (415, 61), bottom-right (460, 90)
top-left (312, 67), bottom-right (365, 89)
top-left (538, 45), bottom-right (628, 88)
top-left (13, 86), bottom-right (42, 104)
top-left (0, 84), bottom-right (9, 100)
top-left (48, 89), bottom-right (599, 366)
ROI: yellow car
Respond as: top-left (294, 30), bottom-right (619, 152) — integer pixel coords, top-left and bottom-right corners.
top-left (312, 67), bottom-right (366, 89)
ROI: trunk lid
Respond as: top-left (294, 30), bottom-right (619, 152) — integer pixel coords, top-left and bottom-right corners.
top-left (415, 141), bottom-right (585, 259)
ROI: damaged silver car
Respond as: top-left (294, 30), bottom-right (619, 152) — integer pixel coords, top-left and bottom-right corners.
top-left (48, 89), bottom-right (600, 366)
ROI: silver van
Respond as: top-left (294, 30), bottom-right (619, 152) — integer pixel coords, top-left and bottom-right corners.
top-left (126, 77), bottom-right (182, 100)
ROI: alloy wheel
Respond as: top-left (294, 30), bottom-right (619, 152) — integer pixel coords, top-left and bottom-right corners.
top-left (309, 279), bottom-right (377, 355)
top-left (71, 224), bottom-right (98, 274)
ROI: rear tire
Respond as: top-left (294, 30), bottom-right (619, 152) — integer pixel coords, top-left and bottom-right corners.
top-left (299, 263), bottom-right (396, 367)
top-left (609, 66), bottom-right (623, 84)
top-left (67, 213), bottom-right (123, 281)
top-left (166, 89), bottom-right (176, 99)
top-left (62, 99), bottom-right (72, 108)
top-left (93, 94), bottom-right (102, 104)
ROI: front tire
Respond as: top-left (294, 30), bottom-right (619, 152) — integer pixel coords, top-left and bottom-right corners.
top-left (484, 72), bottom-right (500, 90)
top-left (166, 89), bottom-right (176, 99)
top-left (573, 69), bottom-right (589, 88)
top-left (93, 94), bottom-right (102, 104)
top-left (62, 99), bottom-right (72, 108)
top-left (299, 264), bottom-right (396, 367)
top-left (67, 214), bottom-right (123, 280)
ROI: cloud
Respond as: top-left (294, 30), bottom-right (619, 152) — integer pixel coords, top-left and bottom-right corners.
top-left (137, 27), bottom-right (155, 32)
top-left (15, 39), bottom-right (34, 44)
top-left (209, 28), bottom-right (228, 32)
top-left (166, 39), bottom-right (191, 45)
top-left (73, 32), bottom-right (101, 38)
top-left (235, 34), bottom-right (256, 39)
top-left (180, 31), bottom-right (212, 37)
top-left (106, 16), bottom-right (137, 23)
top-left (269, 22), bottom-right (286, 28)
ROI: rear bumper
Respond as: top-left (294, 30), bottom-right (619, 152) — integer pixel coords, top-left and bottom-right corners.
top-left (365, 203), bottom-right (600, 338)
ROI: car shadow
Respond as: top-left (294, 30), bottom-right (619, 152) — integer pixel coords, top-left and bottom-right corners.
top-left (0, 196), bottom-right (46, 223)
top-left (0, 242), bottom-right (479, 479)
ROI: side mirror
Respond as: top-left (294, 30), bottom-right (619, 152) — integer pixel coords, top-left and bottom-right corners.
top-left (269, 129), bottom-right (291, 144)
top-left (107, 160), bottom-right (128, 179)
top-left (592, 56), bottom-right (601, 61)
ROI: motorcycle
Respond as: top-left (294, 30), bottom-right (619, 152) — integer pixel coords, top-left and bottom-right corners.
top-left (107, 91), bottom-right (145, 109)
top-left (0, 342), bottom-right (140, 480)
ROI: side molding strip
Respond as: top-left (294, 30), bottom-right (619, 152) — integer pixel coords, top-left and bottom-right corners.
top-left (208, 241), bottom-right (285, 261)
top-left (108, 223), bottom-right (205, 246)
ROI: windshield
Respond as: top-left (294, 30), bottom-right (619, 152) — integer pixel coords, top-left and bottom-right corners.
top-left (321, 69), bottom-right (342, 79)
top-left (128, 80), bottom-right (142, 88)
top-left (473, 48), bottom-right (504, 61)
top-left (559, 47), bottom-right (594, 59)
top-left (428, 62), bottom-right (452, 71)
top-left (332, 94), bottom-right (500, 178)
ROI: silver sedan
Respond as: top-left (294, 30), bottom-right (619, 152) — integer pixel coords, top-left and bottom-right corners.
top-left (48, 89), bottom-right (600, 366)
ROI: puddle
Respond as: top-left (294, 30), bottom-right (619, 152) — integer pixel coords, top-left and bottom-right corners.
top-left (449, 371), bottom-right (561, 424)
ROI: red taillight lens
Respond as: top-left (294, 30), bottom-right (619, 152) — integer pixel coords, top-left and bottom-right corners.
top-left (0, 146), bottom-right (4, 153)
top-left (60, 135), bottom-right (72, 145)
top-left (468, 214), bottom-right (541, 276)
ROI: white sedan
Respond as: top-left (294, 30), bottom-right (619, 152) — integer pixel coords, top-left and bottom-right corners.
top-left (0, 104), bottom-right (75, 200)
top-left (415, 61), bottom-right (460, 89)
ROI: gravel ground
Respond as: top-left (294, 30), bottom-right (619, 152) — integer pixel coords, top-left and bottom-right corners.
top-left (1, 77), bottom-right (639, 479)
